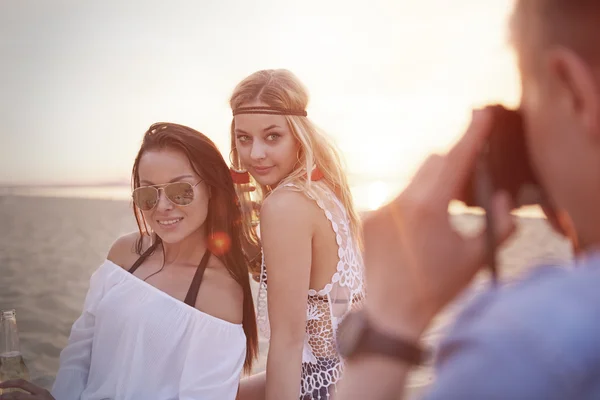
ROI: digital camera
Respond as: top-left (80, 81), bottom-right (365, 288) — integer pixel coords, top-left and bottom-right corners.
top-left (458, 105), bottom-right (543, 208)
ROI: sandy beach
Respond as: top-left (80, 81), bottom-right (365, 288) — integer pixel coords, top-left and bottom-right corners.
top-left (0, 195), bottom-right (573, 397)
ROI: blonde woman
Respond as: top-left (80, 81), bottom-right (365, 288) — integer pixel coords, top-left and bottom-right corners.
top-left (229, 69), bottom-right (365, 400)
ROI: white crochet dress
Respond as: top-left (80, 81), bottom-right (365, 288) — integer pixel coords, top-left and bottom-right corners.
top-left (256, 182), bottom-right (365, 399)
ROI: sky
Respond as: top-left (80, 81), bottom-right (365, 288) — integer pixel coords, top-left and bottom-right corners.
top-left (0, 0), bottom-right (520, 205)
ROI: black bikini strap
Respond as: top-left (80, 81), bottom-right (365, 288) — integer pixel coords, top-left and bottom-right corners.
top-left (184, 249), bottom-right (212, 307)
top-left (128, 242), bottom-right (158, 274)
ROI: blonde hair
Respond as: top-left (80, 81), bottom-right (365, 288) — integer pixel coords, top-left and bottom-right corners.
top-left (229, 69), bottom-right (362, 259)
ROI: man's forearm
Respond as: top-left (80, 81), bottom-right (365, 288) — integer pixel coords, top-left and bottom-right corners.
top-left (335, 296), bottom-right (427, 400)
top-left (335, 356), bottom-right (412, 400)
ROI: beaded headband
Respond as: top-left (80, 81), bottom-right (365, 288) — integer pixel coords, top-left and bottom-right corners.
top-left (148, 125), bottom-right (168, 135)
top-left (232, 106), bottom-right (307, 117)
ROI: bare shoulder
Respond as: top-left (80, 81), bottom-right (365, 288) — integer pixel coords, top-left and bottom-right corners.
top-left (198, 256), bottom-right (244, 324)
top-left (261, 187), bottom-right (316, 225)
top-left (106, 231), bottom-right (149, 269)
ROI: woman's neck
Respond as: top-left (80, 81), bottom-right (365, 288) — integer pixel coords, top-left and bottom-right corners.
top-left (159, 228), bottom-right (207, 265)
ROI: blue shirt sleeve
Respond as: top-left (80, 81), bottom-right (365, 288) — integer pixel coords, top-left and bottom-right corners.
top-left (423, 264), bottom-right (600, 400)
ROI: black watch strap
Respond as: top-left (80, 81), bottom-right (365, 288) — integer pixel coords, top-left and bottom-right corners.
top-left (338, 310), bottom-right (427, 365)
top-left (360, 325), bottom-right (425, 365)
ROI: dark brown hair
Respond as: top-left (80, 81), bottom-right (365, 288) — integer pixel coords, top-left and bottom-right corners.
top-left (131, 122), bottom-right (259, 373)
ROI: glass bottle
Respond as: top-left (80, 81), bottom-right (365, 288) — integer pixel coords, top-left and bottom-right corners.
top-left (0, 309), bottom-right (30, 394)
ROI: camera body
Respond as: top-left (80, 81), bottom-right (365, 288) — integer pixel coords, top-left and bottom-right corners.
top-left (458, 105), bottom-right (543, 209)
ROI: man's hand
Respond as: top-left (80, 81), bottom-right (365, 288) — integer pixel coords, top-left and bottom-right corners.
top-left (0, 379), bottom-right (55, 400)
top-left (541, 203), bottom-right (580, 254)
top-left (363, 108), bottom-right (517, 339)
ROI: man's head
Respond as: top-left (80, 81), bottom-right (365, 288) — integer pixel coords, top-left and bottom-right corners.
top-left (511, 0), bottom-right (600, 249)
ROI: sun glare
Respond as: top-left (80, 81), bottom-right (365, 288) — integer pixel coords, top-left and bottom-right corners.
top-left (367, 181), bottom-right (390, 210)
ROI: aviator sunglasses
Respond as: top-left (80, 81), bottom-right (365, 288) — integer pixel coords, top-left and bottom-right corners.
top-left (132, 181), bottom-right (203, 211)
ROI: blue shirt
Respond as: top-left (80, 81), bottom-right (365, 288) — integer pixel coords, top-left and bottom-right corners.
top-left (425, 252), bottom-right (600, 400)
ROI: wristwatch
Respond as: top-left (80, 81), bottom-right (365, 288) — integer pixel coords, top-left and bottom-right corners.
top-left (337, 309), bottom-right (425, 365)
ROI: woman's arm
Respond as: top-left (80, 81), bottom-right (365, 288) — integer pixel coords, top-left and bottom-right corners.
top-left (0, 304), bottom-right (98, 400)
top-left (260, 189), bottom-right (314, 400)
top-left (50, 270), bottom-right (103, 400)
top-left (237, 371), bottom-right (266, 400)
top-left (52, 234), bottom-right (135, 400)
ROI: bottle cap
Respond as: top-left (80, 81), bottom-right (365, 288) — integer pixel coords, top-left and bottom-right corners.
top-left (0, 309), bottom-right (16, 320)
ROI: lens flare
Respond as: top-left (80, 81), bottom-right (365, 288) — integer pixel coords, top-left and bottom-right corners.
top-left (209, 232), bottom-right (231, 256)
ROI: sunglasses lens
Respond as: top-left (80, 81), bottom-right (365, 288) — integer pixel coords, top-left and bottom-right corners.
top-left (165, 182), bottom-right (195, 206)
top-left (133, 187), bottom-right (158, 210)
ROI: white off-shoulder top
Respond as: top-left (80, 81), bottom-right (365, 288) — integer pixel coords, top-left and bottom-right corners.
top-left (51, 260), bottom-right (246, 400)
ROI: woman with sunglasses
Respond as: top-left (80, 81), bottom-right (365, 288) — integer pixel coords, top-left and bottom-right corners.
top-left (0, 123), bottom-right (260, 400)
top-left (230, 69), bottom-right (366, 400)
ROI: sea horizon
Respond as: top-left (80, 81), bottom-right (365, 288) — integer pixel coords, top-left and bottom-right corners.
top-left (0, 183), bottom-right (546, 218)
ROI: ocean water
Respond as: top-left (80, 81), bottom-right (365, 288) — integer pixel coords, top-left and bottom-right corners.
top-left (0, 190), bottom-right (567, 396)
top-left (0, 195), bottom-right (137, 389)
